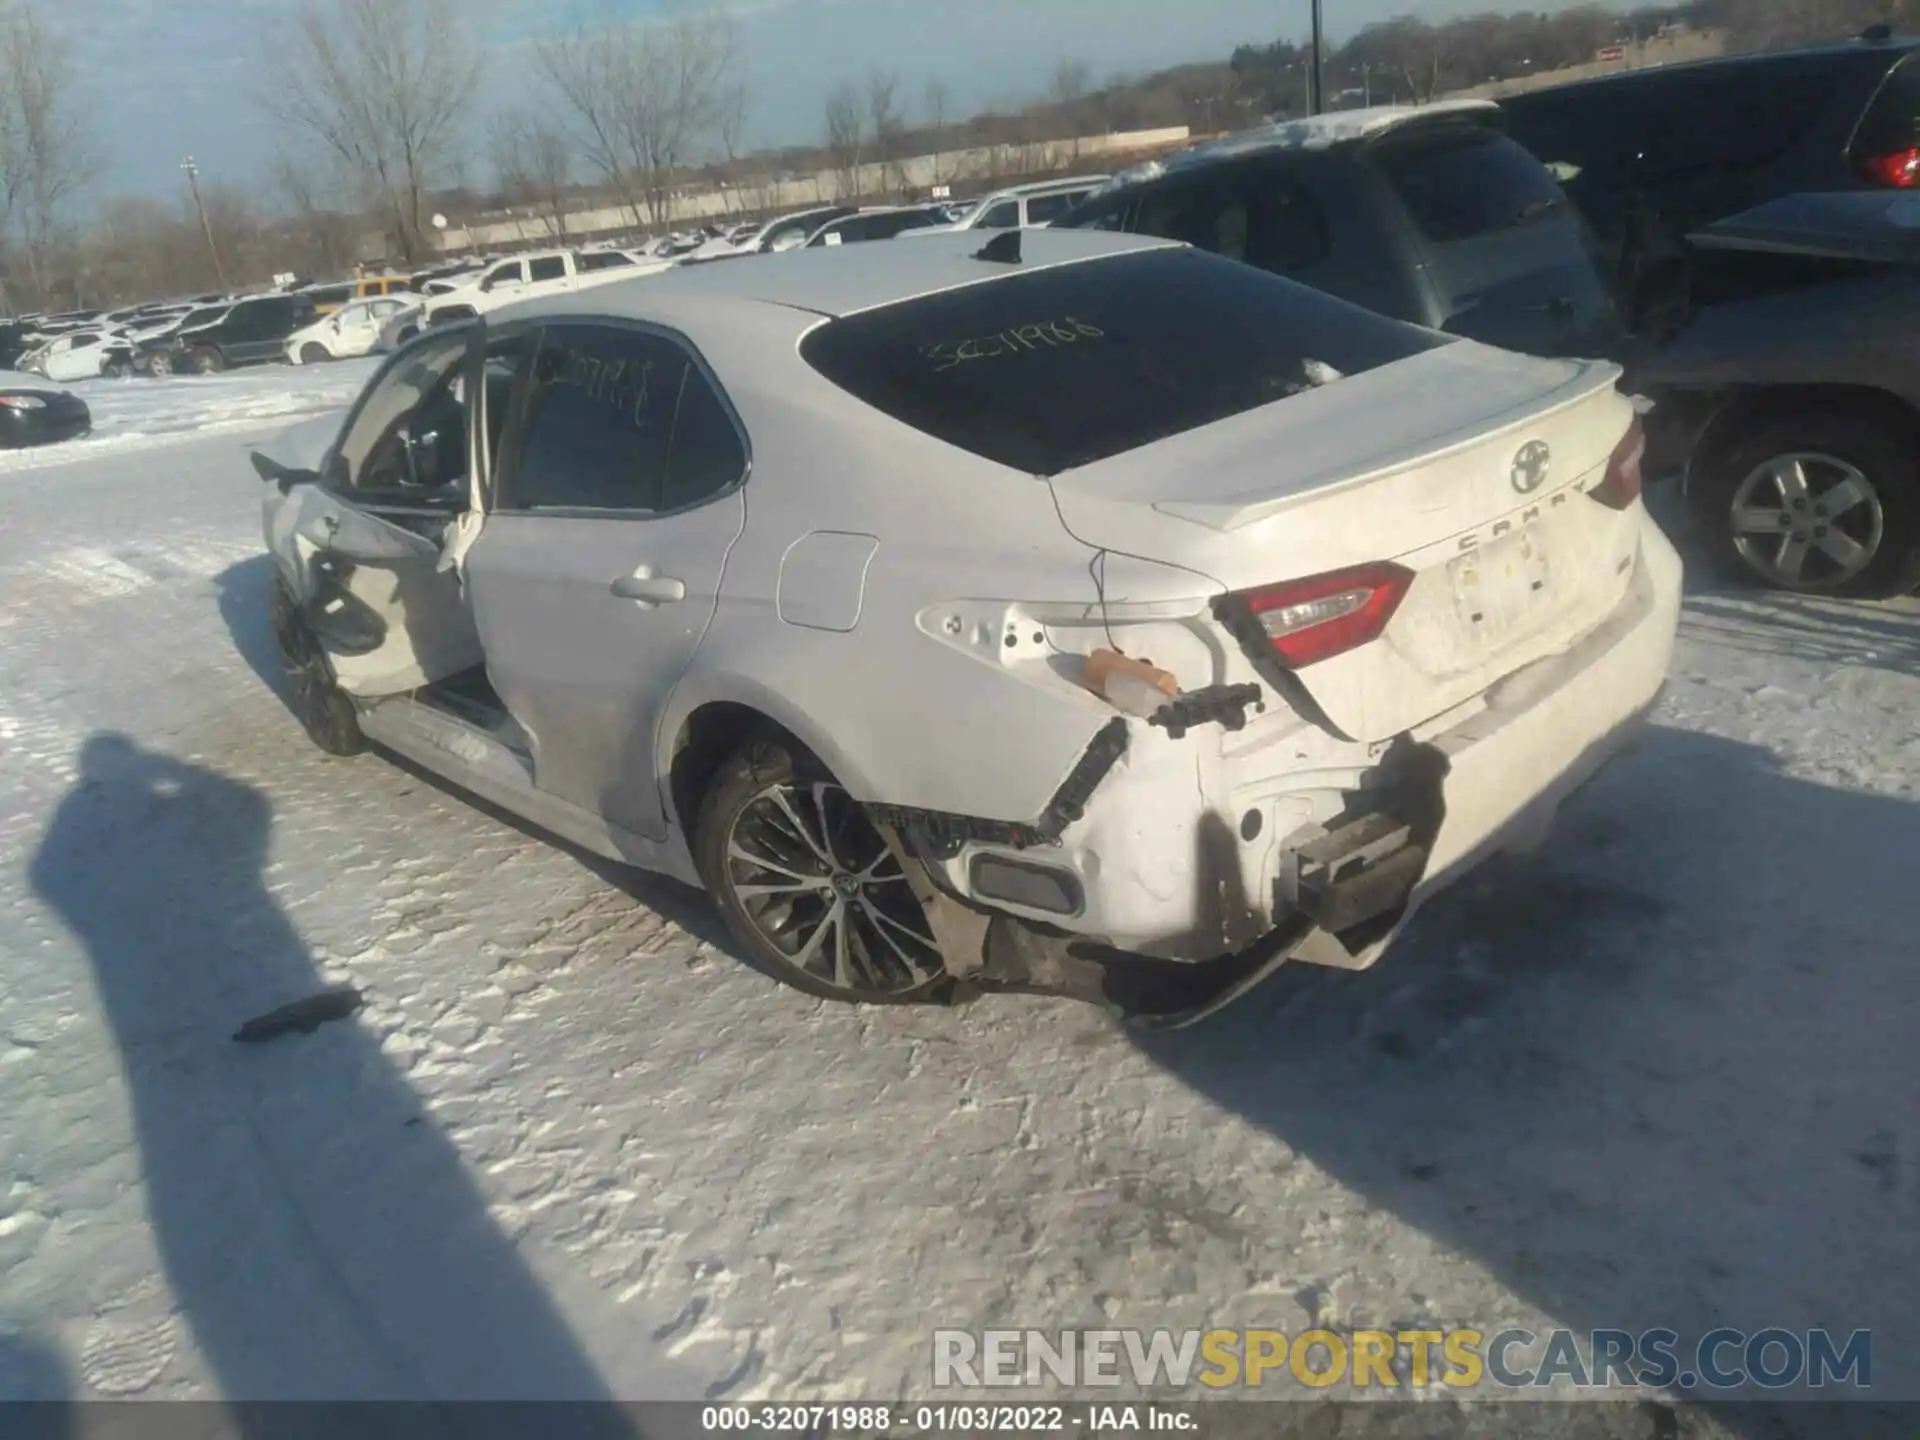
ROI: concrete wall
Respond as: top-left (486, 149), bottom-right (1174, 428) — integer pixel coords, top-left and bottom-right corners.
top-left (1454, 28), bottom-right (1728, 101)
top-left (422, 126), bottom-right (1191, 254)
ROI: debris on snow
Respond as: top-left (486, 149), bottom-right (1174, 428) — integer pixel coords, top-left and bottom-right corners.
top-left (232, 985), bottom-right (364, 1043)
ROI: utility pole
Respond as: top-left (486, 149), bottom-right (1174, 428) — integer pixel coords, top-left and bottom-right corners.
top-left (181, 156), bottom-right (228, 290)
top-left (1308, 0), bottom-right (1325, 114)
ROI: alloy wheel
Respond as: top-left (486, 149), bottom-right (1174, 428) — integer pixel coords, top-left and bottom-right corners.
top-left (723, 779), bottom-right (943, 996)
top-left (1728, 452), bottom-right (1885, 592)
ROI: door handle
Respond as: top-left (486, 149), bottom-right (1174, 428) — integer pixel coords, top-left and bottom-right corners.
top-left (610, 570), bottom-right (686, 606)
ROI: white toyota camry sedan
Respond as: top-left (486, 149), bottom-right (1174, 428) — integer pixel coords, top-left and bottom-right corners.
top-left (253, 228), bottom-right (1680, 1022)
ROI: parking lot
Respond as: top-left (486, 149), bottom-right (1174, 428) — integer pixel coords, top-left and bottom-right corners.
top-left (0, 367), bottom-right (1914, 1416)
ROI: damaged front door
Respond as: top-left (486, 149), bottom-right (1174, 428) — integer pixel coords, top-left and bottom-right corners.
top-left (263, 328), bottom-right (485, 696)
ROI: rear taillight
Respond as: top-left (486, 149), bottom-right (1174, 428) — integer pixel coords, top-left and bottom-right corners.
top-left (1228, 561), bottom-right (1413, 669)
top-left (1856, 146), bottom-right (1920, 187)
top-left (1591, 414), bottom-right (1645, 510)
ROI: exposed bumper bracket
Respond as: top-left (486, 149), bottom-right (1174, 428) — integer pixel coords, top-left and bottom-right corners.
top-left (1283, 810), bottom-right (1429, 937)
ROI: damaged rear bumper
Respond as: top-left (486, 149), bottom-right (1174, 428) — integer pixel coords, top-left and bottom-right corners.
top-left (884, 511), bottom-right (1682, 1018)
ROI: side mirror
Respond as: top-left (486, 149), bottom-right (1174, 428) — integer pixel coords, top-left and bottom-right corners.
top-left (250, 449), bottom-right (320, 495)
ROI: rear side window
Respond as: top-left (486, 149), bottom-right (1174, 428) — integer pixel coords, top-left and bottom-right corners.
top-left (528, 255), bottom-right (567, 282)
top-left (225, 302), bottom-right (268, 337)
top-left (1638, 64), bottom-right (1836, 177)
top-left (1024, 193), bottom-right (1080, 225)
top-left (507, 324), bottom-right (744, 513)
top-left (577, 250), bottom-right (635, 271)
top-left (885, 211), bottom-right (942, 235)
top-left (1054, 193), bottom-right (1130, 231)
top-left (1133, 171), bottom-right (1331, 275)
top-left (1852, 54), bottom-right (1920, 165)
top-left (980, 201), bottom-right (1019, 228)
top-left (799, 246), bottom-right (1446, 475)
top-left (1374, 129), bottom-right (1620, 355)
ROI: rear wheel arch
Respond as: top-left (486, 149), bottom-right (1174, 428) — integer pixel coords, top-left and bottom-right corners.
top-left (664, 692), bottom-right (877, 843)
top-left (1687, 383), bottom-right (1920, 496)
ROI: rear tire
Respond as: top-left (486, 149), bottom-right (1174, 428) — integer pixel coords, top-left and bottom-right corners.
top-left (694, 736), bottom-right (948, 1004)
top-left (102, 358), bottom-right (132, 379)
top-left (300, 343), bottom-right (329, 364)
top-left (267, 575), bottom-right (365, 756)
top-left (1690, 410), bottom-right (1919, 598)
top-left (191, 347), bottom-right (224, 375)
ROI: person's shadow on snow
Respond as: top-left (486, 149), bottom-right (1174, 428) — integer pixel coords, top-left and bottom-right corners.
top-left (27, 734), bottom-right (635, 1426)
top-left (0, 1332), bottom-right (72, 1437)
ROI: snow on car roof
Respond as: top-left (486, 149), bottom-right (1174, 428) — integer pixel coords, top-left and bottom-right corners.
top-left (520, 227), bottom-right (1182, 322)
top-left (1094, 99), bottom-right (1501, 194)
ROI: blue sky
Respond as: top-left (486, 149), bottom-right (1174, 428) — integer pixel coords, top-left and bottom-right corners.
top-left (63, 0), bottom-right (1566, 206)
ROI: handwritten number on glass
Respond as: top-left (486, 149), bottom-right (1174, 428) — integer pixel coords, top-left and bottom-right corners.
top-left (920, 317), bottom-right (1105, 372)
top-left (542, 347), bottom-right (657, 430)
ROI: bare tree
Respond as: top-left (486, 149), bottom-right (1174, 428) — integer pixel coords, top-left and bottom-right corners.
top-left (264, 0), bottom-right (481, 264)
top-left (268, 157), bottom-right (360, 281)
top-left (535, 8), bottom-right (740, 229)
top-left (714, 80), bottom-right (749, 210)
top-left (865, 69), bottom-right (909, 197)
top-left (1048, 58), bottom-right (1094, 162)
top-left (0, 5), bottom-right (96, 305)
top-left (1049, 58), bottom-right (1092, 108)
top-left (823, 80), bottom-right (865, 200)
top-left (490, 106), bottom-right (574, 239)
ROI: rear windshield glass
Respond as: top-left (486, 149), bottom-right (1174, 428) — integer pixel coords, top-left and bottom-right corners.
top-left (1374, 129), bottom-right (1620, 356)
top-left (799, 246), bottom-right (1446, 474)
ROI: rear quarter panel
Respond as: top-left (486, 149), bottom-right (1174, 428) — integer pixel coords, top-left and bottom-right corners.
top-left (1641, 269), bottom-right (1920, 409)
top-left (651, 308), bottom-right (1121, 822)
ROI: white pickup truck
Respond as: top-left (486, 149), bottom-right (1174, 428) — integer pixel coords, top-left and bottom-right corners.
top-left (420, 247), bottom-right (673, 326)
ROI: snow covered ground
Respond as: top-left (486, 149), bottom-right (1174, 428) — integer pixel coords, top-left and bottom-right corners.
top-left (0, 360), bottom-right (379, 475)
top-left (0, 370), bottom-right (1915, 1431)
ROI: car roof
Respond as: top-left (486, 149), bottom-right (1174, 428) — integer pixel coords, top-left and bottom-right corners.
top-left (1093, 99), bottom-right (1501, 195)
top-left (1501, 34), bottom-right (1920, 104)
top-left (981, 175), bottom-right (1110, 200)
top-left (760, 204), bottom-right (849, 228)
top-left (502, 228), bottom-right (1180, 323)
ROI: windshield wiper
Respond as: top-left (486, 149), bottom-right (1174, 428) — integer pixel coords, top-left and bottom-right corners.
top-left (1507, 197), bottom-right (1563, 228)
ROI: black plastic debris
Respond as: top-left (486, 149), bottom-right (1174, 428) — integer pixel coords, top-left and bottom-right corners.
top-left (973, 230), bottom-right (1022, 264)
top-left (232, 985), bottom-right (364, 1043)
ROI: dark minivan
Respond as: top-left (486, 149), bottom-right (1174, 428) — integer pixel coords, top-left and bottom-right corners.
top-left (1053, 101), bottom-right (1623, 362)
top-left (1501, 30), bottom-right (1920, 333)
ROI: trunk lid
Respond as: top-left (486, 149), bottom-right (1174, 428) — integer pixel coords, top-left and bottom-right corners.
top-left (1048, 344), bottom-right (1643, 742)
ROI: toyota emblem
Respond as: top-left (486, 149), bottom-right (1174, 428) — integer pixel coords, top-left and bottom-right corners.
top-left (1510, 440), bottom-right (1550, 494)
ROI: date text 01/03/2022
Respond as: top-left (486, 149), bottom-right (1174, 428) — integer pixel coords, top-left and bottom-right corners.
top-left (699, 1404), bottom-right (1200, 1434)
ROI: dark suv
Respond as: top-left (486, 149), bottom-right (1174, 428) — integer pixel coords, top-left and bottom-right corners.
top-left (1053, 101), bottom-right (1622, 361)
top-left (157, 294), bottom-right (316, 374)
top-left (1501, 31), bottom-right (1920, 333)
